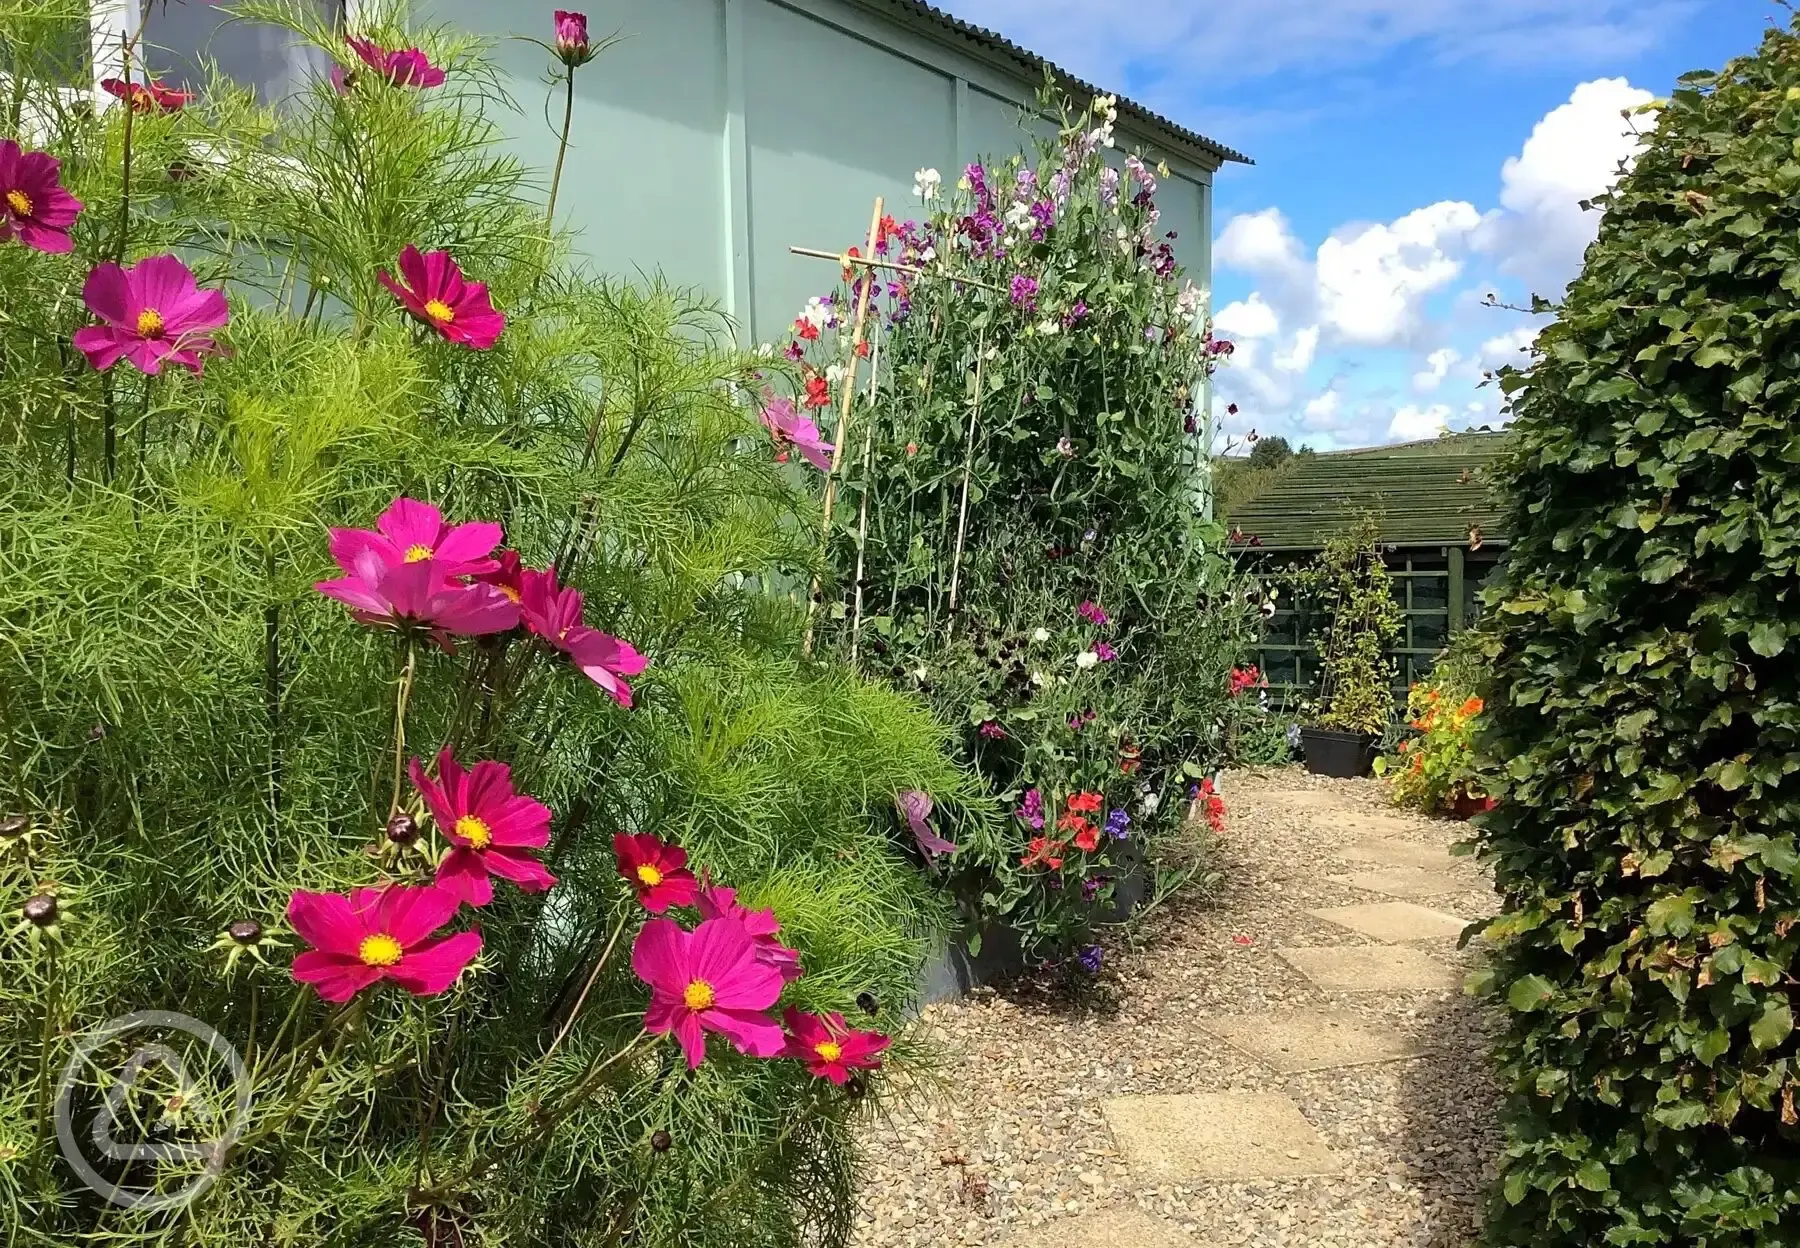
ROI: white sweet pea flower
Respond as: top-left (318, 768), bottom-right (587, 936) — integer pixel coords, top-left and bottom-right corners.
top-left (1032, 627), bottom-right (1051, 642)
top-left (755, 343), bottom-right (774, 358)
top-left (913, 167), bottom-right (942, 200)
top-left (825, 363), bottom-right (847, 385)
top-left (912, 664), bottom-right (929, 682)
top-left (1076, 650), bottom-right (1099, 670)
top-left (920, 244), bottom-right (937, 263)
top-left (1141, 792), bottom-right (1162, 815)
top-left (800, 297), bottom-right (831, 329)
top-left (1037, 319), bottom-right (1060, 336)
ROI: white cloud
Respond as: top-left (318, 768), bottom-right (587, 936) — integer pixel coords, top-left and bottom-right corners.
top-left (1412, 347), bottom-right (1461, 393)
top-left (1316, 201), bottom-right (1485, 347)
top-left (1388, 403), bottom-right (1452, 441)
top-left (1212, 292), bottom-right (1280, 338)
top-left (1274, 325), bottom-right (1319, 373)
top-left (1477, 327), bottom-right (1538, 372)
top-left (1302, 389), bottom-right (1344, 428)
top-left (1477, 77), bottom-right (1656, 295)
top-left (1215, 209), bottom-right (1309, 284)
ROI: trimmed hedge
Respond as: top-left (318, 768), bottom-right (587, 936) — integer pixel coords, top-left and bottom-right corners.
top-left (1474, 19), bottom-right (1800, 1248)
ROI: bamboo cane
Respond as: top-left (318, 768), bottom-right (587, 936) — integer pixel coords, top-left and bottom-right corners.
top-left (848, 326), bottom-right (883, 665)
top-left (946, 333), bottom-right (986, 615)
top-left (801, 197), bottom-right (884, 656)
top-left (785, 246), bottom-right (1008, 295)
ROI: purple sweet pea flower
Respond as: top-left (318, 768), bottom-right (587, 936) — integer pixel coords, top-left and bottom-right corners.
top-left (1095, 641), bottom-right (1117, 663)
top-left (1017, 787), bottom-right (1045, 830)
top-left (1009, 274), bottom-right (1038, 311)
top-left (1099, 165), bottom-right (1120, 206)
top-left (896, 790), bottom-right (957, 858)
top-left (1062, 300), bottom-right (1088, 329)
top-left (1105, 809), bottom-right (1130, 840)
top-left (1077, 945), bottom-right (1103, 973)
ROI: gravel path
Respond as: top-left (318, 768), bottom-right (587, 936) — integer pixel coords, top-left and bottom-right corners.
top-left (853, 767), bottom-right (1503, 1247)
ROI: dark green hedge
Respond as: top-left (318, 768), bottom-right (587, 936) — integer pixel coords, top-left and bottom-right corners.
top-left (1474, 19), bottom-right (1800, 1248)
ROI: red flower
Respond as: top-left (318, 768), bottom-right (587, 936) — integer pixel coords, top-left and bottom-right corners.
top-left (1197, 778), bottom-right (1226, 834)
top-left (1227, 665), bottom-right (1261, 697)
top-left (289, 885), bottom-right (480, 1003)
top-left (803, 375), bottom-right (830, 409)
top-left (794, 318), bottom-right (820, 342)
top-left (1072, 824), bottom-right (1100, 852)
top-left (1066, 791), bottom-right (1103, 816)
top-left (855, 339), bottom-right (870, 358)
top-left (379, 245), bottom-right (505, 349)
top-left (102, 78), bottom-right (192, 113)
top-left (1020, 837), bottom-right (1065, 870)
top-left (614, 833), bottom-right (699, 912)
top-left (840, 244), bottom-right (862, 282)
top-left (782, 1008), bottom-right (890, 1084)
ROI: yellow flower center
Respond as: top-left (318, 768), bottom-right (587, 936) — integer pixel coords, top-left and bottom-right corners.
top-left (403, 543), bottom-right (434, 562)
top-left (683, 979), bottom-right (715, 1011)
top-left (815, 1041), bottom-right (843, 1063)
top-left (423, 298), bottom-right (455, 323)
top-left (5, 188), bottom-right (30, 217)
top-left (454, 815), bottom-right (492, 849)
top-left (136, 307), bottom-right (165, 337)
top-left (497, 584), bottom-right (521, 603)
top-left (635, 864), bottom-right (664, 887)
top-left (358, 933), bottom-right (404, 967)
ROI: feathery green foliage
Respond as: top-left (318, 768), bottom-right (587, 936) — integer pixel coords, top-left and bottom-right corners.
top-left (0, 5), bottom-right (977, 1244)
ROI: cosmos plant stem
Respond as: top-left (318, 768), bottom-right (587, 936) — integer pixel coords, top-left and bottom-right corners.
top-left (388, 641), bottom-right (418, 820)
top-left (542, 909), bottom-right (630, 1065)
top-left (544, 65), bottom-right (576, 234)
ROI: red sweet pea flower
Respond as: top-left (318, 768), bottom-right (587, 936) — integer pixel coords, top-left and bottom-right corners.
top-left (289, 885), bottom-right (480, 1003)
top-left (794, 318), bottom-right (820, 342)
top-left (1197, 778), bottom-right (1227, 833)
top-left (632, 917), bottom-right (786, 1068)
top-left (378, 245), bottom-right (505, 349)
top-left (1227, 665), bottom-right (1261, 697)
top-left (345, 35), bottom-right (446, 88)
top-left (1066, 791), bottom-right (1103, 816)
top-left (102, 78), bottom-right (192, 112)
top-left (1020, 837), bottom-right (1065, 870)
top-left (0, 140), bottom-right (82, 254)
top-left (517, 565), bottom-right (647, 707)
top-left (782, 1008), bottom-right (890, 1084)
top-left (803, 374), bottom-right (830, 409)
top-left (73, 254), bottom-right (228, 375)
top-left (614, 833), bottom-right (699, 912)
top-left (410, 749), bottom-right (555, 906)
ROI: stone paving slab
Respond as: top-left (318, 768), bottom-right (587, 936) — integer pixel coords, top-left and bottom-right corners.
top-left (1199, 1007), bottom-right (1428, 1073)
top-left (1102, 1092), bottom-right (1343, 1180)
top-left (1310, 901), bottom-right (1470, 943)
top-left (1001, 1207), bottom-right (1197, 1248)
top-left (1332, 811), bottom-right (1439, 840)
top-left (1279, 944), bottom-right (1462, 993)
top-left (1337, 838), bottom-right (1459, 872)
top-left (1332, 866), bottom-right (1466, 899)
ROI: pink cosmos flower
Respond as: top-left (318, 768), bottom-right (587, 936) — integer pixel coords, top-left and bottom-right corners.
top-left (632, 917), bottom-right (787, 1068)
top-left (614, 833), bottom-right (700, 912)
top-left (781, 1008), bottom-right (890, 1085)
top-left (697, 883), bottom-right (803, 982)
top-left (101, 78), bottom-right (193, 113)
top-left (378, 246), bottom-right (504, 349)
top-left (410, 748), bottom-right (555, 906)
top-left (328, 496), bottom-right (502, 580)
top-left (471, 548), bottom-right (526, 604)
top-left (518, 565), bottom-right (647, 707)
top-left (553, 11), bottom-right (596, 66)
top-left (896, 789), bottom-right (956, 858)
top-left (314, 549), bottom-right (520, 640)
top-left (345, 35), bottom-right (446, 88)
top-left (759, 393), bottom-right (834, 472)
top-left (0, 140), bottom-right (82, 254)
top-left (73, 254), bottom-right (229, 375)
top-left (289, 885), bottom-right (481, 1003)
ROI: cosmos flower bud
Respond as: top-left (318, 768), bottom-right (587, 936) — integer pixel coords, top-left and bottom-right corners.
top-left (228, 919), bottom-right (263, 945)
top-left (386, 811), bottom-right (419, 845)
top-left (553, 11), bottom-right (595, 67)
top-left (651, 1129), bottom-right (673, 1153)
top-left (0, 815), bottom-right (25, 838)
top-left (23, 893), bottom-right (58, 927)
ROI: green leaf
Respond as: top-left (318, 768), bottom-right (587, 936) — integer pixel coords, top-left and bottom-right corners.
top-left (1645, 893), bottom-right (1696, 936)
top-left (1749, 622), bottom-right (1787, 658)
top-left (1574, 1158), bottom-right (1612, 1191)
top-left (1508, 974), bottom-right (1557, 1012)
top-left (1751, 1001), bottom-right (1793, 1050)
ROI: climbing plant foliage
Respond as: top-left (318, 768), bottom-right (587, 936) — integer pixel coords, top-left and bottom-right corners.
top-left (1474, 18), bottom-right (1800, 1247)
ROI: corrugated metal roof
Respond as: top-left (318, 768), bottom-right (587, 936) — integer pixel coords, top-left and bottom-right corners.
top-left (1224, 432), bottom-right (1512, 550)
top-left (857, 0), bottom-right (1252, 169)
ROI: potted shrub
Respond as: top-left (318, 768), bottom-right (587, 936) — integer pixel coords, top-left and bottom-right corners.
top-left (1293, 516), bottom-right (1402, 777)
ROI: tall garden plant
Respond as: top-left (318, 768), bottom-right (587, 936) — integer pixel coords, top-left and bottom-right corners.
top-left (1474, 18), bottom-right (1800, 1246)
top-left (772, 91), bottom-right (1257, 963)
top-left (0, 5), bottom-right (980, 1244)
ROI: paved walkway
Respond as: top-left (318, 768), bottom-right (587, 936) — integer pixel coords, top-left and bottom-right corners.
top-left (853, 770), bottom-right (1502, 1247)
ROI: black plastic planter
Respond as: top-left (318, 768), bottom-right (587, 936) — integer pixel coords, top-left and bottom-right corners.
top-left (1300, 726), bottom-right (1379, 779)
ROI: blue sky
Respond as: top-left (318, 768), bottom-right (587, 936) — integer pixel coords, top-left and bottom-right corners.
top-left (935, 0), bottom-right (1775, 448)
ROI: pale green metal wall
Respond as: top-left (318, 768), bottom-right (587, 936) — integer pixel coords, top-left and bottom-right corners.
top-left (419, 0), bottom-right (1217, 346)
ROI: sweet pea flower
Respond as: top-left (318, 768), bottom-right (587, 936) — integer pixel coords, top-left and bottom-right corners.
top-left (553, 10), bottom-right (598, 66)
top-left (1020, 837), bottom-right (1065, 870)
top-left (1078, 600), bottom-right (1110, 626)
top-left (410, 749), bottom-right (555, 906)
top-left (614, 833), bottom-right (699, 912)
top-left (101, 78), bottom-right (192, 112)
top-left (1009, 273), bottom-right (1038, 311)
top-left (896, 790), bottom-right (956, 858)
top-left (73, 254), bottom-right (228, 375)
top-left (803, 374), bottom-right (830, 409)
top-left (760, 394), bottom-right (834, 472)
top-left (1016, 787), bottom-right (1044, 830)
top-left (782, 1009), bottom-right (890, 1084)
top-left (698, 883), bottom-right (803, 982)
top-left (379, 246), bottom-right (505, 349)
top-left (1094, 641), bottom-right (1117, 663)
top-left (289, 885), bottom-right (480, 1003)
top-left (517, 565), bottom-right (646, 706)
top-left (328, 496), bottom-right (502, 579)
top-left (315, 549), bottom-right (520, 640)
top-left (345, 35), bottom-right (446, 88)
top-left (0, 140), bottom-right (81, 254)
top-left (632, 917), bottom-right (787, 1068)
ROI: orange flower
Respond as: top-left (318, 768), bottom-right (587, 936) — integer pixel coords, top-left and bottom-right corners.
top-left (1459, 696), bottom-right (1484, 718)
top-left (1398, 739), bottom-right (1413, 753)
